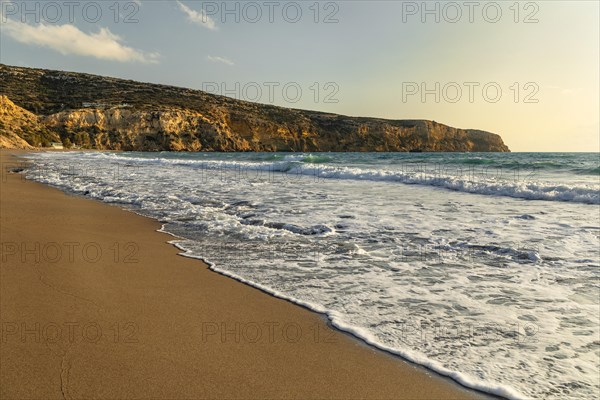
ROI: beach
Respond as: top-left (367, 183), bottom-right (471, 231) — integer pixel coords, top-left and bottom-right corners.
top-left (0, 149), bottom-right (482, 399)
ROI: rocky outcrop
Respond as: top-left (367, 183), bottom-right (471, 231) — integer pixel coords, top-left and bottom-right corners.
top-left (0, 129), bottom-right (32, 149)
top-left (0, 95), bottom-right (59, 149)
top-left (0, 64), bottom-right (510, 152)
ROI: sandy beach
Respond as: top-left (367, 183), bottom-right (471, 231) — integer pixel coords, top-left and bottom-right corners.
top-left (1, 150), bottom-right (482, 399)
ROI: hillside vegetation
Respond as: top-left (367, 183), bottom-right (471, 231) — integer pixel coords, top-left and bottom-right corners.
top-left (0, 64), bottom-right (510, 152)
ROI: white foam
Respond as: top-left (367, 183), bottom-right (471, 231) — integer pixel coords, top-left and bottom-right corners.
top-left (31, 151), bottom-right (599, 204)
top-left (168, 238), bottom-right (528, 399)
top-left (21, 151), bottom-right (600, 399)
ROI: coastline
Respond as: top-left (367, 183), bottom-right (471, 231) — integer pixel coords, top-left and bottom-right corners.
top-left (1, 149), bottom-right (485, 399)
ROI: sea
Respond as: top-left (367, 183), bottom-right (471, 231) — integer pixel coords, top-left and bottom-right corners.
top-left (21, 151), bottom-right (600, 399)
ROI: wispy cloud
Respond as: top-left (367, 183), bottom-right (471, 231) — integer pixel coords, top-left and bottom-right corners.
top-left (177, 1), bottom-right (217, 30)
top-left (0, 18), bottom-right (159, 63)
top-left (207, 55), bottom-right (234, 66)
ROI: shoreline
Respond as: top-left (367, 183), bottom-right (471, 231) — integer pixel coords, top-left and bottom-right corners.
top-left (1, 149), bottom-right (487, 399)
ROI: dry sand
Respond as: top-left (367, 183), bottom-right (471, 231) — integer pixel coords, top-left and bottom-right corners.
top-left (1, 150), bottom-right (483, 399)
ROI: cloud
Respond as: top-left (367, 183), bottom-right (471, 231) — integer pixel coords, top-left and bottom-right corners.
top-left (177, 1), bottom-right (217, 30)
top-left (0, 18), bottom-right (159, 63)
top-left (207, 55), bottom-right (234, 66)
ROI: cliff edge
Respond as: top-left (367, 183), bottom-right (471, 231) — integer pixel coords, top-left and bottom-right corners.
top-left (0, 64), bottom-right (510, 152)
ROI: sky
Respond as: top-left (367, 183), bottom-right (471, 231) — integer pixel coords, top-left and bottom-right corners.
top-left (1, 0), bottom-right (598, 152)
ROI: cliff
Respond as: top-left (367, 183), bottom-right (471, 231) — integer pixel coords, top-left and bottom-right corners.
top-left (0, 64), bottom-right (510, 152)
top-left (0, 95), bottom-right (59, 149)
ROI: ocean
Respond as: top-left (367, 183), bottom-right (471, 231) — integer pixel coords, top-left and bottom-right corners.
top-left (22, 151), bottom-right (600, 399)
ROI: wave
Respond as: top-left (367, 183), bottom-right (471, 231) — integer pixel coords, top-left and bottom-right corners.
top-left (574, 166), bottom-right (600, 176)
top-left (167, 237), bottom-right (527, 400)
top-left (442, 158), bottom-right (595, 171)
top-left (274, 154), bottom-right (334, 164)
top-left (74, 153), bottom-right (600, 205)
top-left (22, 151), bottom-right (599, 399)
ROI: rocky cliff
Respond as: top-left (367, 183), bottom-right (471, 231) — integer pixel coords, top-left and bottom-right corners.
top-left (0, 95), bottom-right (60, 149)
top-left (0, 64), bottom-right (510, 152)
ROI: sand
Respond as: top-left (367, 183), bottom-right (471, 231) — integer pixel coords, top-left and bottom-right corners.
top-left (0, 149), bottom-right (483, 399)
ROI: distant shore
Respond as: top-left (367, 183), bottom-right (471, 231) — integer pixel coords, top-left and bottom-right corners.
top-left (1, 149), bottom-right (484, 399)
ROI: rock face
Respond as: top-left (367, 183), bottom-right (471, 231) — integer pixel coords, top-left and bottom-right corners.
top-left (0, 64), bottom-right (510, 152)
top-left (0, 95), bottom-right (59, 149)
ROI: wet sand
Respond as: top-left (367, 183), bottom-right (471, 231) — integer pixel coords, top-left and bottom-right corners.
top-left (0, 149), bottom-right (482, 399)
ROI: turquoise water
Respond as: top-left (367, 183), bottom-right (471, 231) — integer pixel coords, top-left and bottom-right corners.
top-left (24, 151), bottom-right (600, 399)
